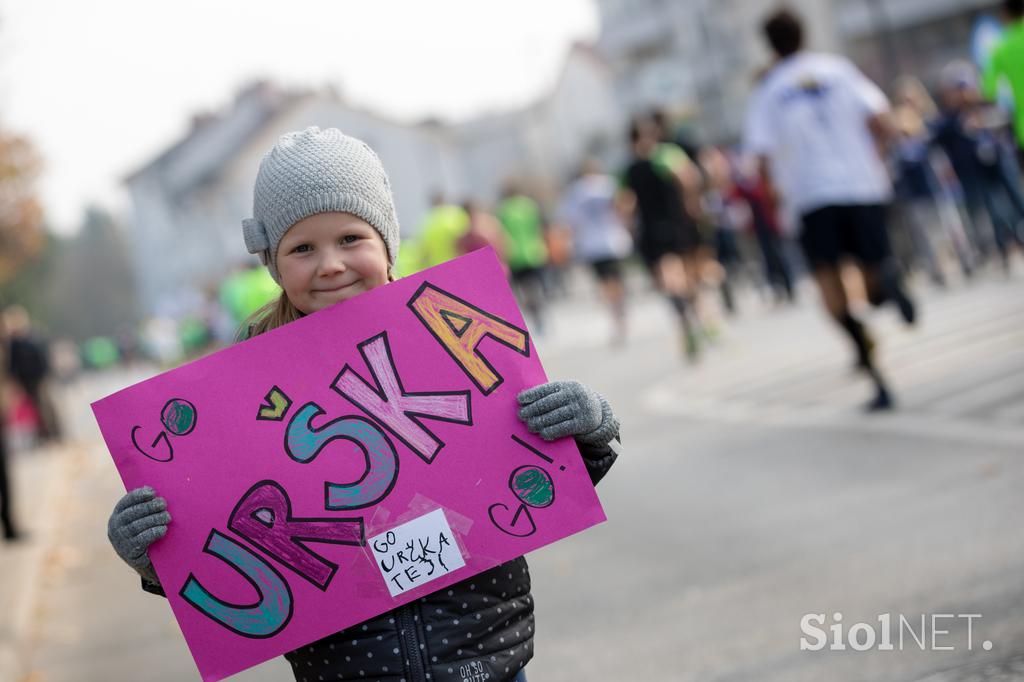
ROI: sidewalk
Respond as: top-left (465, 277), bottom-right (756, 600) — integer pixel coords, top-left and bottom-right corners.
top-left (0, 367), bottom-right (158, 682)
top-left (0, 441), bottom-right (75, 682)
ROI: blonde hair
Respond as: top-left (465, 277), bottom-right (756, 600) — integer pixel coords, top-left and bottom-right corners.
top-left (239, 291), bottom-right (304, 340)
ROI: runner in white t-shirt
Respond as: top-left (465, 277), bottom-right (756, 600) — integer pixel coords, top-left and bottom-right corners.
top-left (744, 9), bottom-right (916, 411)
top-left (558, 159), bottom-right (634, 346)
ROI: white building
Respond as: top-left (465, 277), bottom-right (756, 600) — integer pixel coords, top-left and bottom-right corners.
top-left (125, 45), bottom-right (623, 318)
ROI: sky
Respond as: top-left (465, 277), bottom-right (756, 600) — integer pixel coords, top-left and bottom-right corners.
top-left (0, 0), bottom-right (599, 234)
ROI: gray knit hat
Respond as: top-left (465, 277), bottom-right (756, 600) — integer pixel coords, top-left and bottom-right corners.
top-left (242, 127), bottom-right (401, 284)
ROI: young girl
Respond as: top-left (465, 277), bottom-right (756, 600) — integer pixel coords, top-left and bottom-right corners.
top-left (106, 127), bottom-right (621, 682)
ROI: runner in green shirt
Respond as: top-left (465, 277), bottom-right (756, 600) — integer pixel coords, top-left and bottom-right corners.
top-left (496, 192), bottom-right (548, 272)
top-left (983, 0), bottom-right (1024, 148)
top-left (496, 187), bottom-right (549, 332)
top-left (419, 198), bottom-right (469, 269)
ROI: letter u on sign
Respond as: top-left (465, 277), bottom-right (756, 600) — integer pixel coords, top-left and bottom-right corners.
top-left (179, 530), bottom-right (294, 638)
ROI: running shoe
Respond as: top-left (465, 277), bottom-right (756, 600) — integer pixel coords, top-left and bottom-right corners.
top-left (683, 327), bottom-right (700, 363)
top-left (865, 386), bottom-right (894, 412)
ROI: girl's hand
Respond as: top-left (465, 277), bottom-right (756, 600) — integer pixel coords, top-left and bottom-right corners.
top-left (107, 486), bottom-right (170, 586)
top-left (516, 380), bottom-right (618, 445)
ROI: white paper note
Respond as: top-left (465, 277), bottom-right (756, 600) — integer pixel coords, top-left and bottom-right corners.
top-left (369, 509), bottom-right (467, 597)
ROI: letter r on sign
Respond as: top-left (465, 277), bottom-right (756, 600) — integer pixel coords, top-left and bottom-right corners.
top-left (228, 481), bottom-right (364, 591)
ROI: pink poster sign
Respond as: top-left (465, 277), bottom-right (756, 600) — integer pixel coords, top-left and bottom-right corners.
top-left (92, 248), bottom-right (606, 682)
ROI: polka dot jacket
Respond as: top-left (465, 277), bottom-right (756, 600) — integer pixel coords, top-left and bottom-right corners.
top-left (286, 556), bottom-right (534, 682)
top-left (281, 437), bottom-right (618, 682)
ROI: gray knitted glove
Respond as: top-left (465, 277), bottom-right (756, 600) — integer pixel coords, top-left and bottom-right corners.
top-left (107, 486), bottom-right (170, 586)
top-left (517, 381), bottom-right (619, 445)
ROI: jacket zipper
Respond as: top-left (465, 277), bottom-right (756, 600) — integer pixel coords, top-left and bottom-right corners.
top-left (398, 603), bottom-right (428, 682)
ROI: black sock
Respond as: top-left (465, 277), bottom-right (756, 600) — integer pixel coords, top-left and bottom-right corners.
top-left (670, 294), bottom-right (699, 340)
top-left (839, 313), bottom-right (873, 368)
top-left (668, 294), bottom-right (689, 321)
top-left (720, 280), bottom-right (735, 314)
top-left (874, 260), bottom-right (917, 323)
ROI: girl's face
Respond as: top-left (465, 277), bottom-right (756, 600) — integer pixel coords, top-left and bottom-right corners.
top-left (276, 212), bottom-right (390, 315)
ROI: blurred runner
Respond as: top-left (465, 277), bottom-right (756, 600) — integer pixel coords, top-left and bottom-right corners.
top-left (558, 158), bottom-right (633, 346)
top-left (983, 0), bottom-right (1024, 160)
top-left (651, 112), bottom-right (709, 296)
top-left (745, 9), bottom-right (916, 411)
top-left (699, 146), bottom-right (746, 315)
top-left (651, 111), bottom-right (730, 342)
top-left (420, 193), bottom-right (469, 269)
top-left (0, 316), bottom-right (22, 541)
top-left (650, 110), bottom-right (705, 229)
top-left (4, 305), bottom-right (61, 443)
top-left (935, 62), bottom-right (1024, 268)
top-left (392, 236), bottom-right (425, 278)
top-left (496, 184), bottom-right (549, 332)
top-left (619, 118), bottom-right (701, 361)
top-left (543, 217), bottom-right (573, 300)
top-left (457, 200), bottom-right (508, 270)
top-left (892, 102), bottom-right (950, 285)
top-left (891, 77), bottom-right (976, 280)
top-left (730, 154), bottom-right (797, 303)
top-left (219, 264), bottom-right (280, 340)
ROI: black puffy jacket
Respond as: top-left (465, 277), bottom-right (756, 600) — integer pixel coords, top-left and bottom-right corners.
top-left (145, 439), bottom-right (618, 682)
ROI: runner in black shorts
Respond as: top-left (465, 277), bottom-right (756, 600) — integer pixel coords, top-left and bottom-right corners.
top-left (746, 9), bottom-right (917, 411)
top-left (620, 118), bottom-right (702, 360)
top-left (558, 158), bottom-right (634, 347)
